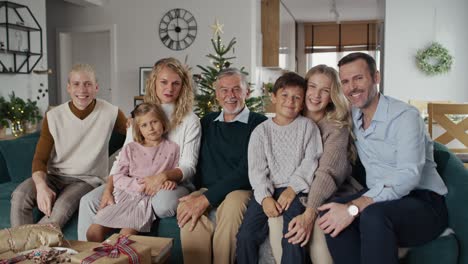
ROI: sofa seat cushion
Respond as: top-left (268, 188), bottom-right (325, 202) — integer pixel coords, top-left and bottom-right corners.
top-left (0, 149), bottom-right (9, 183)
top-left (0, 134), bottom-right (39, 183)
top-left (401, 233), bottom-right (458, 264)
top-left (0, 182), bottom-right (18, 199)
top-left (0, 199), bottom-right (43, 229)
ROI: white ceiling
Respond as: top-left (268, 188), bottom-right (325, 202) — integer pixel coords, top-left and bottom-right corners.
top-left (281, 0), bottom-right (384, 22)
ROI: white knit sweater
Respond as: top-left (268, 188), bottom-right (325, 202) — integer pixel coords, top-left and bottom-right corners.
top-left (248, 115), bottom-right (323, 204)
top-left (47, 99), bottom-right (118, 187)
top-left (110, 104), bottom-right (201, 188)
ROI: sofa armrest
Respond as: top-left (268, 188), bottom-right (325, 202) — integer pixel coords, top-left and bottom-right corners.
top-left (433, 142), bottom-right (468, 264)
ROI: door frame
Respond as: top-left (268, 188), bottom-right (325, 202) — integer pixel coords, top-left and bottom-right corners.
top-left (56, 24), bottom-right (117, 104)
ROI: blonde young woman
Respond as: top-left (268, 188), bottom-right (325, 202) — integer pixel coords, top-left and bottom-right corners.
top-left (268, 64), bottom-right (361, 263)
top-left (78, 58), bottom-right (201, 241)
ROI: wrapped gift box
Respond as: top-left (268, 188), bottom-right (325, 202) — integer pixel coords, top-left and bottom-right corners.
top-left (0, 223), bottom-right (64, 254)
top-left (0, 247), bottom-right (72, 263)
top-left (70, 235), bottom-right (151, 264)
top-left (124, 235), bottom-right (173, 263)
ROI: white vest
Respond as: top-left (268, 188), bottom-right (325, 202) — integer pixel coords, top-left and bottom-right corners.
top-left (47, 99), bottom-right (118, 187)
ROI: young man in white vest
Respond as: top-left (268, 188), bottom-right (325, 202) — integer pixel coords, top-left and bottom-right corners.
top-left (10, 64), bottom-right (127, 228)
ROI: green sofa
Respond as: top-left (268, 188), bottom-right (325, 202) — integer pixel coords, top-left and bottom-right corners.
top-left (0, 133), bottom-right (466, 264)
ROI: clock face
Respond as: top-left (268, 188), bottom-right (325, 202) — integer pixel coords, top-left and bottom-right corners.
top-left (159, 8), bottom-right (197, 51)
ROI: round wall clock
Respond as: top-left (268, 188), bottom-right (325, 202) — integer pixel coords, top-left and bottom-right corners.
top-left (159, 8), bottom-right (197, 51)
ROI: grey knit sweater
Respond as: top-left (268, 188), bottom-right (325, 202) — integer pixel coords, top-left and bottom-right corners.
top-left (248, 115), bottom-right (323, 204)
top-left (306, 118), bottom-right (355, 209)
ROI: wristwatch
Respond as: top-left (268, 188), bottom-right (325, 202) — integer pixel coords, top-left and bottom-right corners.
top-left (347, 203), bottom-right (359, 217)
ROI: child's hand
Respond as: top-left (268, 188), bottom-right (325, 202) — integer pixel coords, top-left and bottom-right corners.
top-left (262, 197), bottom-right (282, 217)
top-left (139, 173), bottom-right (167, 195)
top-left (277, 186), bottom-right (296, 211)
top-left (161, 180), bottom-right (177, 190)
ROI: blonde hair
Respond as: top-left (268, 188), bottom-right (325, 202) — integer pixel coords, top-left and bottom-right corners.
top-left (68, 63), bottom-right (97, 83)
top-left (143, 57), bottom-right (194, 129)
top-left (305, 64), bottom-right (357, 162)
top-left (132, 103), bottom-right (170, 144)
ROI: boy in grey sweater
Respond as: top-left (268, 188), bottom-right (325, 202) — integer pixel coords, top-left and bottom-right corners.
top-left (236, 72), bottom-right (322, 264)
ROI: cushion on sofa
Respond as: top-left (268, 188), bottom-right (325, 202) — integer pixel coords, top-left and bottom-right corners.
top-left (0, 134), bottom-right (39, 183)
top-left (401, 233), bottom-right (458, 264)
top-left (154, 217), bottom-right (183, 264)
top-left (0, 182), bottom-right (18, 199)
top-left (0, 150), bottom-right (9, 183)
top-left (0, 200), bottom-right (43, 229)
top-left (433, 142), bottom-right (468, 264)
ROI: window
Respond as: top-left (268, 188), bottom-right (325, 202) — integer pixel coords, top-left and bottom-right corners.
top-left (306, 50), bottom-right (380, 71)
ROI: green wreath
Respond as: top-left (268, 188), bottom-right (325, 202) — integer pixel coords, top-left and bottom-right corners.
top-left (416, 42), bottom-right (453, 76)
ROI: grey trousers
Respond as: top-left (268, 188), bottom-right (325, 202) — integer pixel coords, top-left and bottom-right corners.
top-left (10, 175), bottom-right (94, 228)
top-left (78, 183), bottom-right (190, 241)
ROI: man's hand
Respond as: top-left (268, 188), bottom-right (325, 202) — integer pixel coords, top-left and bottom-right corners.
top-left (139, 173), bottom-right (168, 196)
top-left (32, 171), bottom-right (55, 217)
top-left (317, 202), bottom-right (354, 237)
top-left (161, 180), bottom-right (177, 190)
top-left (262, 197), bottom-right (282, 218)
top-left (177, 194), bottom-right (210, 231)
top-left (284, 207), bottom-right (317, 247)
top-left (99, 186), bottom-right (115, 210)
top-left (36, 182), bottom-right (56, 217)
top-left (277, 186), bottom-right (296, 211)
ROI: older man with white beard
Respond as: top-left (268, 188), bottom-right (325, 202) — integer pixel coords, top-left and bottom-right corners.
top-left (176, 68), bottom-right (267, 264)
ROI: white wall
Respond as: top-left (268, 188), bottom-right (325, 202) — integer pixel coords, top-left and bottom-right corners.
top-left (0, 0), bottom-right (48, 114)
top-left (47, 0), bottom-right (258, 114)
top-left (384, 0), bottom-right (468, 102)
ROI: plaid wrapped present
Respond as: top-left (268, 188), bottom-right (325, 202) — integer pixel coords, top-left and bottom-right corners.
top-left (70, 235), bottom-right (151, 264)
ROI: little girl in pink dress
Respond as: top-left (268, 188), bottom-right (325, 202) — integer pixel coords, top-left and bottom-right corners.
top-left (87, 103), bottom-right (179, 240)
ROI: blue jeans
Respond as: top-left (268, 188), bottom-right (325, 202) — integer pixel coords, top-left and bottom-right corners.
top-left (322, 189), bottom-right (448, 264)
top-left (236, 187), bottom-right (311, 264)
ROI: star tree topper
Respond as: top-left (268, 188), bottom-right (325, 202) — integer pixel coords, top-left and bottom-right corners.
top-left (210, 18), bottom-right (224, 36)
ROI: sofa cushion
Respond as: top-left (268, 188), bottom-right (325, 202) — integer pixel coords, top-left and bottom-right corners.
top-left (0, 182), bottom-right (18, 199)
top-left (401, 233), bottom-right (458, 264)
top-left (0, 135), bottom-right (39, 183)
top-left (0, 151), bottom-right (9, 183)
top-left (0, 199), bottom-right (43, 229)
top-left (154, 217), bottom-right (183, 264)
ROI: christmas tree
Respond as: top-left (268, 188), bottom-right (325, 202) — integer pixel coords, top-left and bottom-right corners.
top-left (194, 34), bottom-right (265, 117)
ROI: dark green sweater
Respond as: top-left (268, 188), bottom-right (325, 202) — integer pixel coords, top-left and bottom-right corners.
top-left (195, 111), bottom-right (267, 206)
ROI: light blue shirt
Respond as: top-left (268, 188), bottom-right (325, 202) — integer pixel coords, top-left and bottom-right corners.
top-left (214, 106), bottom-right (250, 124)
top-left (353, 95), bottom-right (447, 202)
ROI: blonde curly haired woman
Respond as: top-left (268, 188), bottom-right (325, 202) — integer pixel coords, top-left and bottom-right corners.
top-left (78, 57), bottom-right (201, 241)
top-left (268, 64), bottom-right (361, 263)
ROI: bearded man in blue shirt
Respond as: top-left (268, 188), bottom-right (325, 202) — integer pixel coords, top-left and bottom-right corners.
top-left (318, 52), bottom-right (448, 264)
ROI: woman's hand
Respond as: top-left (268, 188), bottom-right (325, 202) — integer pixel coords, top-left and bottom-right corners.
top-left (139, 173), bottom-right (168, 196)
top-left (161, 180), bottom-right (177, 190)
top-left (277, 186), bottom-right (296, 211)
top-left (284, 207), bottom-right (317, 247)
top-left (262, 197), bottom-right (282, 217)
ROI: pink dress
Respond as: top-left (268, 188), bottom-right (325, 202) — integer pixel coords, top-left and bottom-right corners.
top-left (93, 139), bottom-right (179, 232)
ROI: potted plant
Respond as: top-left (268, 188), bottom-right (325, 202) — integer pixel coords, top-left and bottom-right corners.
top-left (0, 96), bottom-right (10, 137)
top-left (4, 92), bottom-right (42, 136)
